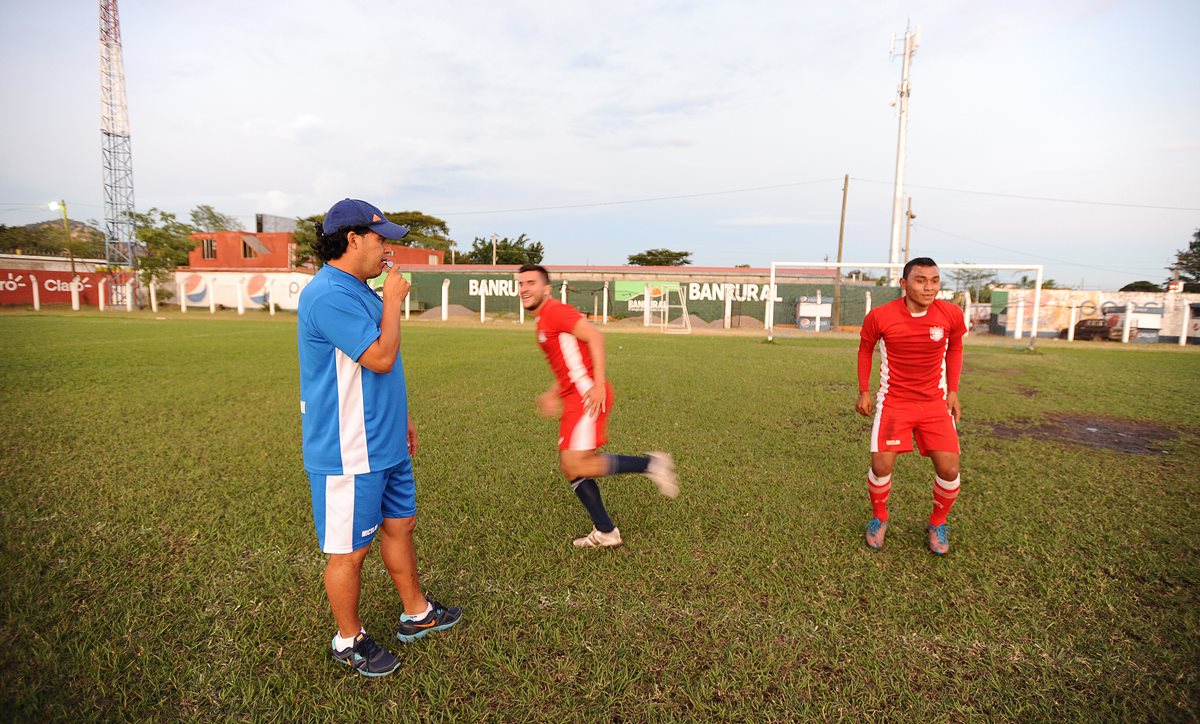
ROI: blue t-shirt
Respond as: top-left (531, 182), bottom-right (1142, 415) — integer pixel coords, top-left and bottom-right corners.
top-left (297, 264), bottom-right (408, 475)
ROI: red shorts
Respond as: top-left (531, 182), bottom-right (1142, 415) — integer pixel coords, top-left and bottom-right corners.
top-left (558, 384), bottom-right (614, 451)
top-left (870, 397), bottom-right (959, 456)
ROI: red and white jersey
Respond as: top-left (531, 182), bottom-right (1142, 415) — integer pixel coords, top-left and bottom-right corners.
top-left (858, 297), bottom-right (966, 403)
top-left (536, 297), bottom-right (595, 398)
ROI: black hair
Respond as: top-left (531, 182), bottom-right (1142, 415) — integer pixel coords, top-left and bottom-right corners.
top-left (518, 263), bottom-right (550, 283)
top-left (902, 257), bottom-right (938, 280)
top-left (312, 222), bottom-right (372, 263)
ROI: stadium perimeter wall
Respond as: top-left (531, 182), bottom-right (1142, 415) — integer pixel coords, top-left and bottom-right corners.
top-left (169, 266), bottom-right (900, 328)
top-left (6, 259), bottom-right (1195, 343)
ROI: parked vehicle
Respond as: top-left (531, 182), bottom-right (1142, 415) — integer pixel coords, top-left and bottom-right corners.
top-left (1059, 317), bottom-right (1111, 340)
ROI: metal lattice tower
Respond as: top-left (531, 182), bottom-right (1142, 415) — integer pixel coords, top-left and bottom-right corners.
top-left (99, 0), bottom-right (137, 290)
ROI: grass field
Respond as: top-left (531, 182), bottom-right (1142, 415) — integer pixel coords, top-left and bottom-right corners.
top-left (1, 309), bottom-right (1198, 721)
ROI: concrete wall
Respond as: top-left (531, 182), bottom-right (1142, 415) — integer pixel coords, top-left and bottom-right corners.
top-left (992, 289), bottom-right (1200, 343)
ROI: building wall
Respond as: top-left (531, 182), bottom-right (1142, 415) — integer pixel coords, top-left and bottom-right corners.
top-left (389, 245), bottom-right (444, 265)
top-left (0, 253), bottom-right (108, 273)
top-left (187, 232), bottom-right (292, 270)
top-left (184, 233), bottom-right (444, 271)
top-left (992, 288), bottom-right (1200, 342)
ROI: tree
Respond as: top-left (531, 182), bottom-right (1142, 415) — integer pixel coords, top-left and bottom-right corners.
top-left (128, 208), bottom-right (197, 286)
top-left (387, 211), bottom-right (455, 254)
top-left (627, 248), bottom-right (692, 266)
top-left (0, 220), bottom-right (104, 258)
top-left (1015, 274), bottom-right (1057, 289)
top-left (1120, 280), bottom-right (1162, 292)
top-left (291, 214), bottom-right (323, 268)
top-left (1168, 228), bottom-right (1200, 292)
top-left (190, 204), bottom-right (240, 232)
top-left (949, 265), bottom-right (996, 302)
top-left (459, 234), bottom-right (544, 265)
top-left (290, 210), bottom-right (456, 268)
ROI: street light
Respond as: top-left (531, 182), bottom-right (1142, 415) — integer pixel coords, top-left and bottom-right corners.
top-left (48, 200), bottom-right (76, 276)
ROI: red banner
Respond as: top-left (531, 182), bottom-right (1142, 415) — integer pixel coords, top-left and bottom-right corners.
top-left (0, 269), bottom-right (104, 306)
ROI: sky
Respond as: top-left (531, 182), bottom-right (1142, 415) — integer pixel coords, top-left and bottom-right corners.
top-left (1, 0), bottom-right (1197, 289)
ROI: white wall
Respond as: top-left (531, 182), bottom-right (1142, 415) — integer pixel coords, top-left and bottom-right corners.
top-left (172, 270), bottom-right (314, 311)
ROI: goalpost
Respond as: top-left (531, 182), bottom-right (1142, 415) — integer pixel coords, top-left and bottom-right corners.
top-left (765, 261), bottom-right (1045, 347)
top-left (641, 283), bottom-right (692, 334)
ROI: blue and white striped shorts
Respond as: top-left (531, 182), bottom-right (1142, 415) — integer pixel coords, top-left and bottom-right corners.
top-left (307, 458), bottom-right (417, 554)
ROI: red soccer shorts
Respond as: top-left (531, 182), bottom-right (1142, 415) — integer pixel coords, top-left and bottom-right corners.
top-left (870, 397), bottom-right (959, 456)
top-left (558, 384), bottom-right (614, 451)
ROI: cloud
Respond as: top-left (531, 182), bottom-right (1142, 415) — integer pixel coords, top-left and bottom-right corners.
top-left (719, 216), bottom-right (829, 226)
top-left (279, 114), bottom-right (327, 144)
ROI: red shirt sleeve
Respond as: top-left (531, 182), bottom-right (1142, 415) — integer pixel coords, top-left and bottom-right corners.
top-left (857, 311), bottom-right (879, 393)
top-left (944, 305), bottom-right (967, 392)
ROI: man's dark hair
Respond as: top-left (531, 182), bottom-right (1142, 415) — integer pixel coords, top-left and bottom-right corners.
top-left (313, 222), bottom-right (372, 263)
top-left (518, 263), bottom-right (550, 283)
top-left (902, 257), bottom-right (939, 280)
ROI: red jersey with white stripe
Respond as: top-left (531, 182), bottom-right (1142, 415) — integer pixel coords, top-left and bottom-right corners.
top-left (536, 297), bottom-right (595, 398)
top-left (858, 297), bottom-right (966, 403)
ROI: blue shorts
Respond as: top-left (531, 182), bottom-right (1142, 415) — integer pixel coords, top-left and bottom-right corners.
top-left (308, 458), bottom-right (417, 554)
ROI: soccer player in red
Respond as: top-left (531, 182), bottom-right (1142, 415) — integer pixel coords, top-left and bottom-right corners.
top-left (855, 258), bottom-right (967, 555)
top-left (517, 264), bottom-right (679, 548)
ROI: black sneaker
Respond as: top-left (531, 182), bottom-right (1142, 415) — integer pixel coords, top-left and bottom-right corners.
top-left (331, 632), bottom-right (401, 677)
top-left (396, 596), bottom-right (462, 643)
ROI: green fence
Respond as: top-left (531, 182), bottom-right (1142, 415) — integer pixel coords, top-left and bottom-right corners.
top-left (401, 272), bottom-right (900, 326)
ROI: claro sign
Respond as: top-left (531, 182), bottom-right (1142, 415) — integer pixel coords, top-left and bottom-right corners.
top-left (0, 270), bottom-right (103, 306)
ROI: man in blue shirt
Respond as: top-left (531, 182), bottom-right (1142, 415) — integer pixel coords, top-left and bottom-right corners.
top-left (298, 198), bottom-right (460, 677)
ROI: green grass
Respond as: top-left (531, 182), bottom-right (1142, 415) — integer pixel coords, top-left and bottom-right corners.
top-left (1, 310), bottom-right (1198, 721)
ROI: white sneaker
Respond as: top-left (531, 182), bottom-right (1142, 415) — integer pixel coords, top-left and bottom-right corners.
top-left (572, 527), bottom-right (622, 548)
top-left (647, 452), bottom-right (680, 499)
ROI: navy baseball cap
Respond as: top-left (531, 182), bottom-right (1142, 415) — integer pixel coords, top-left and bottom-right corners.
top-left (322, 199), bottom-right (409, 240)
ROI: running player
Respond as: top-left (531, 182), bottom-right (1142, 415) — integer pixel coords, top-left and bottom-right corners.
top-left (517, 264), bottom-right (679, 548)
top-left (855, 257), bottom-right (967, 555)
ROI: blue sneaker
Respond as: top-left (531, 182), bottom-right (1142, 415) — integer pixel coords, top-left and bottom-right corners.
top-left (927, 523), bottom-right (950, 555)
top-left (331, 632), bottom-right (401, 677)
top-left (396, 596), bottom-right (462, 643)
top-left (865, 517), bottom-right (888, 550)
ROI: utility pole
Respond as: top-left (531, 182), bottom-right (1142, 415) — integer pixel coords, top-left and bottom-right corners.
top-left (51, 199), bottom-right (77, 276)
top-left (491, 233), bottom-right (498, 265)
top-left (832, 174), bottom-right (849, 330)
top-left (887, 23), bottom-right (919, 286)
top-left (903, 197), bottom-right (915, 265)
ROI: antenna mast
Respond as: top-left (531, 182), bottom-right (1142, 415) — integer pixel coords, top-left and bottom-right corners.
top-left (100, 0), bottom-right (138, 301)
top-left (886, 24), bottom-right (919, 286)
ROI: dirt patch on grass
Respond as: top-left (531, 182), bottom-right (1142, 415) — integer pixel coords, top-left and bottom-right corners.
top-left (990, 413), bottom-right (1179, 454)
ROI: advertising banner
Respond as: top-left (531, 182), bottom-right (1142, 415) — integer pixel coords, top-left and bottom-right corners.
top-left (0, 269), bottom-right (103, 306)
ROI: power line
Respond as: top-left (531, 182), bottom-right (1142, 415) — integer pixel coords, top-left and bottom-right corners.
top-left (916, 222), bottom-right (1167, 275)
top-left (439, 178), bottom-right (843, 216)
top-left (852, 177), bottom-right (1200, 212)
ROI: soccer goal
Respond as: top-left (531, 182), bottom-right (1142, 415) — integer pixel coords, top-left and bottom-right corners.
top-left (765, 261), bottom-right (1045, 346)
top-left (641, 282), bottom-right (691, 334)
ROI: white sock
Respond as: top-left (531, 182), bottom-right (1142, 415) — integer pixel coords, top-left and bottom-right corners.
top-left (402, 602), bottom-right (433, 622)
top-left (333, 628), bottom-right (364, 651)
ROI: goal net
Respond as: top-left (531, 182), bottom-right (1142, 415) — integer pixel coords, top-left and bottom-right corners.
top-left (640, 282), bottom-right (692, 334)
